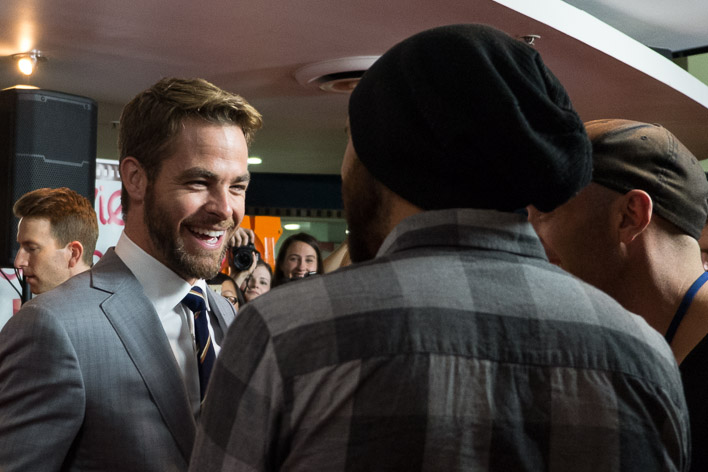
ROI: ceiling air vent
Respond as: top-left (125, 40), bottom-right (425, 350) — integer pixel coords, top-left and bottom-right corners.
top-left (294, 56), bottom-right (379, 93)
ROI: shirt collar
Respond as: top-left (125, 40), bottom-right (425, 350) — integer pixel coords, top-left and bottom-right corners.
top-left (114, 232), bottom-right (211, 314)
top-left (376, 208), bottom-right (547, 260)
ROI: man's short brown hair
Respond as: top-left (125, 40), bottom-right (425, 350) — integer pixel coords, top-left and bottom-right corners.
top-left (13, 187), bottom-right (99, 266)
top-left (118, 77), bottom-right (263, 214)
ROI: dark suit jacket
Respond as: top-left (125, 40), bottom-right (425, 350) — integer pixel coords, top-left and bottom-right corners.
top-left (0, 249), bottom-right (236, 472)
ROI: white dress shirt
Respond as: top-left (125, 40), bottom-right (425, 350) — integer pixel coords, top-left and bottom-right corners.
top-left (114, 232), bottom-right (221, 416)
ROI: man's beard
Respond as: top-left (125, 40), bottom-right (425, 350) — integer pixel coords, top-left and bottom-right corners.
top-left (144, 185), bottom-right (231, 280)
top-left (342, 159), bottom-right (388, 263)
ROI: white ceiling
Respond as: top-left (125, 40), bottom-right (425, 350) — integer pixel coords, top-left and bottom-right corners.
top-left (1, 0), bottom-right (708, 175)
top-left (566, 0), bottom-right (708, 53)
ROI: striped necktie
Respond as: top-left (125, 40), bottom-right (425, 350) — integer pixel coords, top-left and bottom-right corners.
top-left (181, 286), bottom-right (216, 399)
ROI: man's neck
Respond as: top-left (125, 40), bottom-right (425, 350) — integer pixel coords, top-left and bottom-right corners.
top-left (610, 243), bottom-right (708, 363)
top-left (70, 263), bottom-right (91, 278)
top-left (613, 268), bottom-right (698, 334)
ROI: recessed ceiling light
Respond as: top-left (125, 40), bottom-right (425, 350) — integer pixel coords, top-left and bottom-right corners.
top-left (284, 223), bottom-right (301, 231)
top-left (248, 156), bottom-right (262, 165)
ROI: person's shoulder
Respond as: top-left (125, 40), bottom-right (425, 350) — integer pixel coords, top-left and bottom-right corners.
top-left (264, 258), bottom-right (384, 299)
top-left (208, 287), bottom-right (237, 318)
top-left (504, 257), bottom-right (675, 360)
top-left (559, 271), bottom-right (678, 372)
top-left (242, 262), bottom-right (375, 330)
top-left (13, 264), bottom-right (119, 325)
top-left (542, 264), bottom-right (661, 334)
top-left (1, 290), bottom-right (76, 343)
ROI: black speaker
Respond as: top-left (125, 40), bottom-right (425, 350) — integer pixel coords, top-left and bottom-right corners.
top-left (0, 87), bottom-right (97, 268)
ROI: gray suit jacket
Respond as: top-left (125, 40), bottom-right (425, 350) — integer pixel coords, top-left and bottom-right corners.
top-left (0, 249), bottom-right (237, 472)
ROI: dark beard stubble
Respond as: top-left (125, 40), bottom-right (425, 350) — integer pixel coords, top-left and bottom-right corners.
top-left (144, 185), bottom-right (231, 281)
top-left (342, 159), bottom-right (389, 264)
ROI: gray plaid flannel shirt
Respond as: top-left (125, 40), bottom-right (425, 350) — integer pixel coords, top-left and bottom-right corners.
top-left (191, 209), bottom-right (690, 471)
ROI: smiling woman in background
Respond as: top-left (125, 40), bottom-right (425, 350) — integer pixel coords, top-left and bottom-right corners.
top-left (272, 232), bottom-right (324, 287)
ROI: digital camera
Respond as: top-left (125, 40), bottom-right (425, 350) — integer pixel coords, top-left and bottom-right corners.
top-left (232, 243), bottom-right (259, 271)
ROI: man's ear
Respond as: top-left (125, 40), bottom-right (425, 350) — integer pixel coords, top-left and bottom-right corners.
top-left (66, 241), bottom-right (85, 268)
top-left (617, 189), bottom-right (652, 244)
top-left (120, 156), bottom-right (148, 205)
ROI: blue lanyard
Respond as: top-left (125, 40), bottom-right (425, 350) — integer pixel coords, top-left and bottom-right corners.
top-left (664, 271), bottom-right (708, 344)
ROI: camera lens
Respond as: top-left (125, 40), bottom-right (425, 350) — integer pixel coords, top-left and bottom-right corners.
top-left (232, 243), bottom-right (256, 271)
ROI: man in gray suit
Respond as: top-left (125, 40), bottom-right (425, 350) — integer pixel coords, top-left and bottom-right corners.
top-left (0, 77), bottom-right (263, 471)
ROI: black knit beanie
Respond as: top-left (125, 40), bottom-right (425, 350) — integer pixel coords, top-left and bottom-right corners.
top-left (348, 24), bottom-right (592, 212)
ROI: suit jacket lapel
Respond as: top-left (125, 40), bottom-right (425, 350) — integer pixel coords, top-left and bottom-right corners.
top-left (91, 249), bottom-right (196, 462)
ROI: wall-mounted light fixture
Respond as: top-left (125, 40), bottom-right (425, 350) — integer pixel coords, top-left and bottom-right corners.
top-left (11, 49), bottom-right (46, 76)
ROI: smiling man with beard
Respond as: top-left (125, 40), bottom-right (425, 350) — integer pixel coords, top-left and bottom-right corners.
top-left (191, 25), bottom-right (689, 472)
top-left (0, 77), bottom-right (262, 472)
